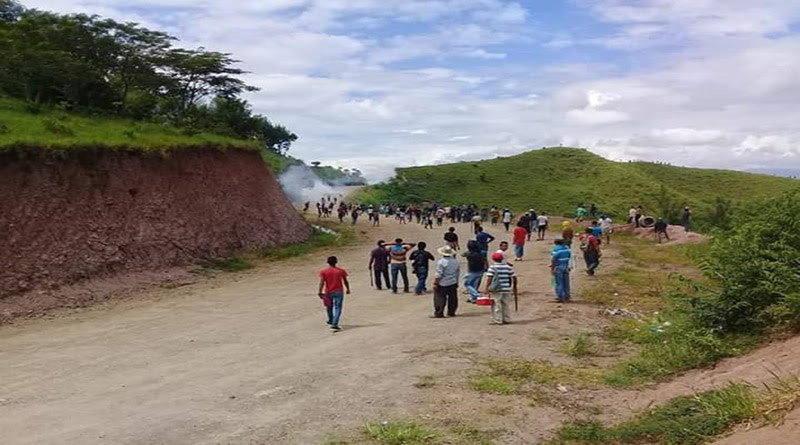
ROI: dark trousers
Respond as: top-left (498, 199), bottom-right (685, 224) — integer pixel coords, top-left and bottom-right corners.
top-left (434, 284), bottom-right (458, 317)
top-left (391, 263), bottom-right (409, 292)
top-left (373, 268), bottom-right (390, 290)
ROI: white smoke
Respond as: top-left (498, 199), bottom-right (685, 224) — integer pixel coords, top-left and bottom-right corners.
top-left (279, 164), bottom-right (340, 204)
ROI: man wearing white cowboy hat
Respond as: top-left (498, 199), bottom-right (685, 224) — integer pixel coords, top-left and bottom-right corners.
top-left (433, 245), bottom-right (461, 318)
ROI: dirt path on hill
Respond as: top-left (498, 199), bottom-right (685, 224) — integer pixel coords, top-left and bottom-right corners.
top-left (0, 217), bottom-right (615, 445)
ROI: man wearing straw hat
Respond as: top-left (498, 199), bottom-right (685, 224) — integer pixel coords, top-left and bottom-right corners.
top-left (433, 245), bottom-right (461, 318)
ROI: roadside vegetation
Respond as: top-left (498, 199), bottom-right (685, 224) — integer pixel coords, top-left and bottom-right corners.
top-left (323, 420), bottom-right (498, 445)
top-left (356, 147), bottom-right (798, 228)
top-left (197, 221), bottom-right (353, 274)
top-left (551, 373), bottom-right (800, 445)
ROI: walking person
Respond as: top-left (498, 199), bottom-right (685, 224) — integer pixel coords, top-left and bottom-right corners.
top-left (654, 218), bottom-right (670, 244)
top-left (550, 237), bottom-right (571, 303)
top-left (462, 240), bottom-right (485, 303)
top-left (483, 252), bottom-right (517, 325)
top-left (579, 228), bottom-right (601, 276)
top-left (599, 214), bottom-right (613, 244)
top-left (575, 203), bottom-right (587, 222)
top-left (528, 209), bottom-right (538, 241)
top-left (513, 221), bottom-right (527, 261)
top-left (501, 208), bottom-right (513, 232)
top-left (410, 242), bottom-right (435, 295)
top-left (433, 246), bottom-right (460, 318)
top-left (628, 206), bottom-right (636, 224)
top-left (635, 205), bottom-right (643, 228)
top-left (475, 226), bottom-right (496, 262)
top-left (368, 240), bottom-right (390, 290)
top-left (682, 207), bottom-right (692, 232)
top-left (318, 256), bottom-right (351, 331)
top-left (536, 212), bottom-right (549, 240)
top-left (444, 226), bottom-right (460, 251)
top-left (387, 238), bottom-right (415, 293)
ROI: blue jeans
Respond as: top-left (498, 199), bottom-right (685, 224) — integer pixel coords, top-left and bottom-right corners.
top-left (514, 244), bottom-right (524, 258)
top-left (463, 271), bottom-right (483, 301)
top-left (415, 268), bottom-right (428, 294)
top-left (326, 290), bottom-right (344, 326)
top-left (554, 267), bottom-right (570, 302)
top-left (391, 263), bottom-right (409, 292)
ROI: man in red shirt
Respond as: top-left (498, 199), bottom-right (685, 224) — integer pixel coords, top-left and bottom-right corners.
top-left (512, 221), bottom-right (527, 261)
top-left (318, 256), bottom-right (351, 331)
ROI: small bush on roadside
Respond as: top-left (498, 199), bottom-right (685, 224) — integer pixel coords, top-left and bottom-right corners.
top-left (564, 332), bottom-right (596, 358)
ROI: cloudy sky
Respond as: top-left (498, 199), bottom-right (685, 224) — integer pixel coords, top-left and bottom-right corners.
top-left (26, 0), bottom-right (800, 180)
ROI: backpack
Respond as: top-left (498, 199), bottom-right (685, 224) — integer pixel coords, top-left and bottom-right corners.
top-left (580, 236), bottom-right (595, 252)
top-left (487, 267), bottom-right (503, 292)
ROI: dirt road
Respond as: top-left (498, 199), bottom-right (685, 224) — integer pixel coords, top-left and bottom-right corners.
top-left (1, 217), bottom-right (601, 444)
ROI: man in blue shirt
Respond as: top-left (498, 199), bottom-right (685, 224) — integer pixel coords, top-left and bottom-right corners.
top-left (474, 226), bottom-right (495, 262)
top-left (550, 237), bottom-right (572, 303)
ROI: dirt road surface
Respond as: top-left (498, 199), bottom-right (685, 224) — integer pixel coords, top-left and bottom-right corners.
top-left (1, 217), bottom-right (604, 444)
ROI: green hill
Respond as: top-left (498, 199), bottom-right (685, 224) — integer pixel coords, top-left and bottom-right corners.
top-left (360, 147), bottom-right (798, 223)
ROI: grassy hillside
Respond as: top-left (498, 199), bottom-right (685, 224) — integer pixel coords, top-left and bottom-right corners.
top-left (360, 147), bottom-right (798, 221)
top-left (0, 97), bottom-right (257, 152)
top-left (0, 97), bottom-right (298, 173)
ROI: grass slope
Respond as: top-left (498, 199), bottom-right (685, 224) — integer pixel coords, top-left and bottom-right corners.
top-left (0, 97), bottom-right (257, 152)
top-left (0, 96), bottom-right (300, 172)
top-left (363, 147), bottom-right (797, 218)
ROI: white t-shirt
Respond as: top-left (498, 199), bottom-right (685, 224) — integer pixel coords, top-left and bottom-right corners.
top-left (537, 215), bottom-right (548, 226)
top-left (600, 217), bottom-right (613, 230)
top-left (502, 211), bottom-right (512, 223)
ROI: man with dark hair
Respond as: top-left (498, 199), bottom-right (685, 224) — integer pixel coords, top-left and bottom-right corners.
top-left (655, 218), bottom-right (670, 244)
top-left (369, 240), bottom-right (390, 290)
top-left (551, 237), bottom-right (571, 302)
top-left (410, 242), bottom-right (435, 295)
top-left (386, 238), bottom-right (415, 293)
top-left (318, 256), bottom-right (350, 331)
top-left (579, 227), bottom-right (601, 276)
top-left (475, 226), bottom-right (495, 261)
top-left (444, 226), bottom-right (460, 251)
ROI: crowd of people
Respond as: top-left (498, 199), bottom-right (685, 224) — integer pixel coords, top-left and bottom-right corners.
top-left (316, 199), bottom-right (695, 331)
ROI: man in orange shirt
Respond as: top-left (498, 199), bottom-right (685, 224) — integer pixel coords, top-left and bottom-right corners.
top-left (512, 221), bottom-right (527, 261)
top-left (318, 256), bottom-right (351, 331)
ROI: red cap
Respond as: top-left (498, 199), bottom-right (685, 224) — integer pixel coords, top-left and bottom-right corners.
top-left (492, 252), bottom-right (505, 262)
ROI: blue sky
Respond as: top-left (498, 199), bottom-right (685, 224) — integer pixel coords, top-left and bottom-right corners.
top-left (26, 0), bottom-right (800, 179)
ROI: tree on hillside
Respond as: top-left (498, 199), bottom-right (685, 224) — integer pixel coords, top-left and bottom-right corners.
top-left (0, 2), bottom-right (296, 149)
top-left (162, 48), bottom-right (257, 114)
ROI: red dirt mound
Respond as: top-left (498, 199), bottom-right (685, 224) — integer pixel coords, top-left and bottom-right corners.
top-left (630, 224), bottom-right (708, 245)
top-left (0, 148), bottom-right (311, 313)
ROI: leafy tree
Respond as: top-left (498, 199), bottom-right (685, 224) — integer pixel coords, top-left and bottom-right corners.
top-left (162, 48), bottom-right (257, 113)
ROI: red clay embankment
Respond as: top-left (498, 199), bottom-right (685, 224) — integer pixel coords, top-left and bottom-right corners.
top-left (0, 147), bottom-right (311, 316)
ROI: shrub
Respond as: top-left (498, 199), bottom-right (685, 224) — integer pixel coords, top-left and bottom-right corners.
top-left (42, 117), bottom-right (75, 136)
top-left (694, 191), bottom-right (800, 333)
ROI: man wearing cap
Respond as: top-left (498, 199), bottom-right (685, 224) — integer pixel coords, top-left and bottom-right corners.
top-left (433, 245), bottom-right (461, 317)
top-left (483, 252), bottom-right (517, 325)
top-left (551, 237), bottom-right (571, 302)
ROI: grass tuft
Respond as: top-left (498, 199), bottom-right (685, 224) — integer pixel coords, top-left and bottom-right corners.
top-left (364, 421), bottom-right (435, 445)
top-left (563, 332), bottom-right (596, 358)
top-left (470, 375), bottom-right (518, 395)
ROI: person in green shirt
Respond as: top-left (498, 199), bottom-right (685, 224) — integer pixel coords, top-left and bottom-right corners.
top-left (575, 204), bottom-right (587, 222)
